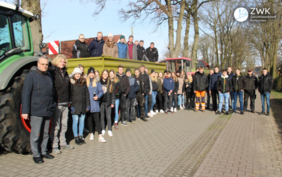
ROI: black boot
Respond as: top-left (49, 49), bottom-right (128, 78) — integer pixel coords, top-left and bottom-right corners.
top-left (74, 137), bottom-right (81, 145)
top-left (79, 136), bottom-right (86, 144)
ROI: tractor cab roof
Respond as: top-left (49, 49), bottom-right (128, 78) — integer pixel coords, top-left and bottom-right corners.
top-left (165, 57), bottom-right (191, 61)
top-left (0, 1), bottom-right (34, 18)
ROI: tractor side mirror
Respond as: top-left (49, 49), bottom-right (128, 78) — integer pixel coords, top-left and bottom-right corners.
top-left (186, 60), bottom-right (190, 66)
top-left (34, 14), bottom-right (40, 20)
top-left (39, 43), bottom-right (47, 49)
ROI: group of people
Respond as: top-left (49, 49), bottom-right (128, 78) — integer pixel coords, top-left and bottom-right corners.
top-left (72, 32), bottom-right (159, 62)
top-left (21, 54), bottom-right (273, 164)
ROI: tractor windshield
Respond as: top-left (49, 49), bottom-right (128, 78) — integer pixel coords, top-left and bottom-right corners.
top-left (11, 14), bottom-right (30, 51)
top-left (0, 14), bottom-right (11, 57)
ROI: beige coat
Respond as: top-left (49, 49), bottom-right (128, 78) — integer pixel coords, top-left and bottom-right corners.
top-left (103, 39), bottom-right (118, 58)
top-left (177, 77), bottom-right (184, 94)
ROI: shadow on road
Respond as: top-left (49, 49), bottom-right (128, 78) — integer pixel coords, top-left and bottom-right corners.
top-left (270, 98), bottom-right (282, 142)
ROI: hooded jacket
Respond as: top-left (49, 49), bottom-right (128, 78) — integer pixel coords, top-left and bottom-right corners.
top-left (72, 40), bottom-right (90, 58)
top-left (117, 42), bottom-right (128, 59)
top-left (137, 45), bottom-right (148, 61)
top-left (258, 72), bottom-right (273, 93)
top-left (146, 47), bottom-right (159, 62)
top-left (140, 72), bottom-right (150, 95)
top-left (113, 80), bottom-right (122, 99)
top-left (88, 77), bottom-right (103, 113)
top-left (49, 65), bottom-right (70, 104)
top-left (127, 42), bottom-right (138, 60)
top-left (209, 72), bottom-right (221, 91)
top-left (231, 74), bottom-right (244, 92)
top-left (135, 75), bottom-right (145, 94)
top-left (116, 73), bottom-right (130, 95)
top-left (163, 77), bottom-right (174, 93)
top-left (128, 75), bottom-right (140, 98)
top-left (22, 69), bottom-right (55, 117)
top-left (89, 37), bottom-right (105, 57)
top-left (193, 72), bottom-right (208, 91)
top-left (217, 75), bottom-right (232, 93)
top-left (103, 39), bottom-right (118, 58)
top-left (242, 74), bottom-right (259, 91)
top-left (70, 78), bottom-right (90, 115)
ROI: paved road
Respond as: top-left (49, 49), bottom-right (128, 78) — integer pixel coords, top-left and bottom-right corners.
top-left (0, 96), bottom-right (282, 177)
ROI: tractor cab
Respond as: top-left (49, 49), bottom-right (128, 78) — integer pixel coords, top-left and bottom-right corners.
top-left (165, 57), bottom-right (193, 74)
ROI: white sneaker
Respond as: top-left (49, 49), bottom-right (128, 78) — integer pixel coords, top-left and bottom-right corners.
top-left (89, 133), bottom-right (94, 140)
top-left (102, 130), bottom-right (105, 136)
top-left (174, 108), bottom-right (177, 112)
top-left (150, 110), bottom-right (156, 115)
top-left (148, 113), bottom-right (154, 117)
top-left (182, 105), bottom-right (185, 109)
top-left (180, 105), bottom-right (184, 109)
top-left (160, 109), bottom-right (164, 113)
top-left (170, 107), bottom-right (173, 112)
top-left (108, 131), bottom-right (113, 137)
top-left (155, 110), bottom-right (158, 113)
top-left (99, 136), bottom-right (106, 143)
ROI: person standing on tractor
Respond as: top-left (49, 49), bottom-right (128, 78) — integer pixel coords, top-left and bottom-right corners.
top-left (137, 40), bottom-right (148, 61)
top-left (135, 40), bottom-right (139, 46)
top-left (242, 69), bottom-right (258, 113)
top-left (209, 66), bottom-right (221, 113)
top-left (127, 35), bottom-right (138, 60)
top-left (193, 67), bottom-right (208, 112)
top-left (89, 32), bottom-right (105, 57)
top-left (49, 54), bottom-right (74, 154)
top-left (22, 56), bottom-right (55, 164)
top-left (103, 33), bottom-right (118, 58)
top-left (72, 34), bottom-right (90, 58)
top-left (258, 68), bottom-right (273, 116)
top-left (146, 42), bottom-right (159, 63)
top-left (117, 35), bottom-right (128, 59)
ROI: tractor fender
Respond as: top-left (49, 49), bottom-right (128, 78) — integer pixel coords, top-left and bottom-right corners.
top-left (0, 56), bottom-right (39, 91)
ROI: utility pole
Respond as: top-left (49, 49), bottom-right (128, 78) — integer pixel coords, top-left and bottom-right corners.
top-left (131, 27), bottom-right (133, 36)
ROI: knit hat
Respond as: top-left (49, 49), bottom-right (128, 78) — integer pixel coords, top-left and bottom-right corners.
top-left (108, 33), bottom-right (113, 38)
top-left (87, 67), bottom-right (95, 75)
top-left (120, 35), bottom-right (125, 40)
top-left (164, 70), bottom-right (167, 74)
top-left (151, 69), bottom-right (155, 74)
top-left (72, 67), bottom-right (82, 75)
top-left (126, 68), bottom-right (131, 73)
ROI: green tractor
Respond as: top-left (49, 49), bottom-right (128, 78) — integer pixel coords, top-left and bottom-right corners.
top-left (0, 1), bottom-right (44, 153)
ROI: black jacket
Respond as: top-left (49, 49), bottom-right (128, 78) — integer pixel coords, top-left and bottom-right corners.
top-left (173, 79), bottom-right (179, 94)
top-left (72, 40), bottom-right (91, 58)
top-left (70, 78), bottom-right (90, 114)
top-left (113, 81), bottom-right (122, 99)
top-left (258, 73), bottom-right (273, 93)
top-left (116, 73), bottom-right (130, 95)
top-left (183, 79), bottom-right (193, 92)
top-left (49, 66), bottom-right (70, 104)
top-left (100, 79), bottom-right (115, 106)
top-left (137, 45), bottom-right (148, 61)
top-left (22, 69), bottom-right (55, 117)
top-left (231, 75), bottom-right (244, 92)
top-left (217, 75), bottom-right (232, 93)
top-left (146, 47), bottom-right (159, 62)
top-left (139, 72), bottom-right (150, 95)
top-left (242, 74), bottom-right (258, 91)
top-left (152, 80), bottom-right (159, 91)
top-left (135, 75), bottom-right (145, 94)
top-left (193, 72), bottom-right (208, 91)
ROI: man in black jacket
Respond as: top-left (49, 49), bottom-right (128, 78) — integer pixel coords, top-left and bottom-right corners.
top-left (206, 69), bottom-right (213, 109)
top-left (258, 68), bottom-right (273, 116)
top-left (209, 66), bottom-right (221, 112)
top-left (146, 42), bottom-right (159, 63)
top-left (72, 34), bottom-right (90, 58)
top-left (193, 67), bottom-right (208, 112)
top-left (140, 65), bottom-right (151, 118)
top-left (242, 69), bottom-right (259, 113)
top-left (137, 40), bottom-right (148, 61)
top-left (49, 54), bottom-right (74, 154)
top-left (134, 69), bottom-right (148, 121)
top-left (22, 57), bottom-right (55, 164)
top-left (232, 68), bottom-right (244, 114)
top-left (116, 65), bottom-right (130, 126)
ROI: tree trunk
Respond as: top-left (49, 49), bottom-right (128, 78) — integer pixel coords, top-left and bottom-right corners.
top-left (21, 0), bottom-right (43, 53)
top-left (191, 8), bottom-right (199, 69)
top-left (183, 12), bottom-right (191, 58)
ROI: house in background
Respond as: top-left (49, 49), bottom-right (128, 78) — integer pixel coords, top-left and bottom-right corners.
top-left (197, 60), bottom-right (209, 69)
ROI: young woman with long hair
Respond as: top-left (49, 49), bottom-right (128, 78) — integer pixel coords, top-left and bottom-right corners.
top-left (171, 72), bottom-right (179, 113)
top-left (150, 70), bottom-right (159, 115)
top-left (155, 72), bottom-right (164, 113)
top-left (183, 73), bottom-right (194, 110)
top-left (109, 69), bottom-right (121, 130)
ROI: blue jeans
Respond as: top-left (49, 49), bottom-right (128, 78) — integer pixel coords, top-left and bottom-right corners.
top-left (72, 114), bottom-right (85, 137)
top-left (218, 93), bottom-right (230, 112)
top-left (151, 91), bottom-right (157, 111)
top-left (177, 94), bottom-right (185, 106)
top-left (145, 95), bottom-right (148, 116)
top-left (230, 91), bottom-right (234, 110)
top-left (233, 91), bottom-right (243, 111)
top-left (261, 92), bottom-right (270, 113)
top-left (115, 99), bottom-right (120, 123)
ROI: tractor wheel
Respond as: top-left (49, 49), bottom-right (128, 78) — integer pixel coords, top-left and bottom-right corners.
top-left (0, 69), bottom-right (31, 154)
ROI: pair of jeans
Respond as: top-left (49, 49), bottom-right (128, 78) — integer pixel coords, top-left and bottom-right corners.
top-left (233, 91), bottom-right (243, 112)
top-left (155, 91), bottom-right (163, 111)
top-left (151, 91), bottom-right (157, 111)
top-left (127, 98), bottom-right (136, 121)
top-left (87, 112), bottom-right (101, 134)
top-left (172, 93), bottom-right (178, 108)
top-left (218, 92), bottom-right (230, 112)
top-left (136, 93), bottom-right (145, 118)
top-left (185, 92), bottom-right (193, 108)
top-left (120, 94), bottom-right (128, 122)
top-left (30, 116), bottom-right (50, 157)
top-left (211, 90), bottom-right (219, 111)
top-left (177, 94), bottom-right (185, 106)
top-left (114, 99), bottom-right (120, 123)
top-left (100, 102), bottom-right (112, 131)
top-left (206, 90), bottom-right (211, 108)
top-left (261, 92), bottom-right (270, 113)
top-left (229, 91), bottom-right (234, 110)
top-left (244, 90), bottom-right (256, 111)
top-left (164, 92), bottom-right (172, 110)
top-left (144, 95), bottom-right (148, 116)
top-left (50, 105), bottom-right (69, 149)
top-left (72, 114), bottom-right (86, 137)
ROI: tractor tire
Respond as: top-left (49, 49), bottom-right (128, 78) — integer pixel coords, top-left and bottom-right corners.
top-left (0, 69), bottom-right (31, 154)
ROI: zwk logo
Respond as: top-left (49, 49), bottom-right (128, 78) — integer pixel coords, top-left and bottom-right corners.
top-left (234, 7), bottom-right (249, 22)
top-left (250, 8), bottom-right (270, 15)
